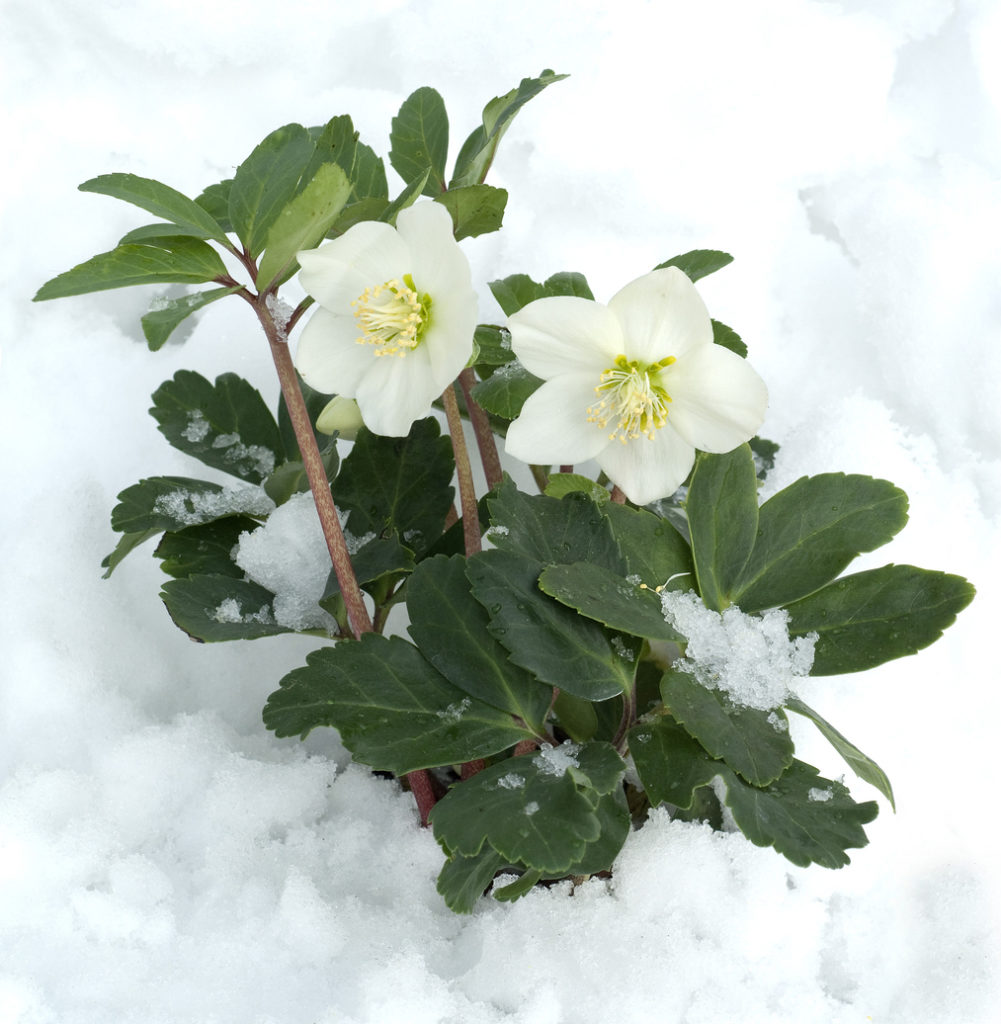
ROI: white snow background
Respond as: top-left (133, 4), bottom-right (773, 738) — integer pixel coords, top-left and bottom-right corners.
top-left (2, 1), bottom-right (1000, 1021)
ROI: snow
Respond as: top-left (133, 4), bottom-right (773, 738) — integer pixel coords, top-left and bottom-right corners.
top-left (660, 590), bottom-right (817, 710)
top-left (2, 1), bottom-right (1000, 1021)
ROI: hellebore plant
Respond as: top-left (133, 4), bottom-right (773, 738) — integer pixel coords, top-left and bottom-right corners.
top-left (35, 72), bottom-right (975, 914)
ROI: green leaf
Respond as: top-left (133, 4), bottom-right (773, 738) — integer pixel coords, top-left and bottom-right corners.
top-left (628, 716), bottom-right (719, 809)
top-left (786, 697), bottom-right (895, 809)
top-left (154, 516), bottom-right (259, 580)
top-left (34, 238), bottom-right (228, 301)
top-left (255, 162), bottom-right (352, 289)
top-left (685, 445), bottom-right (759, 610)
top-left (552, 691), bottom-right (599, 742)
top-left (429, 750), bottom-right (602, 875)
top-left (319, 532), bottom-right (416, 606)
top-left (655, 249), bottom-right (734, 282)
top-left (436, 846), bottom-right (506, 914)
top-left (731, 474), bottom-right (909, 612)
top-left (305, 115), bottom-right (388, 204)
top-left (660, 670), bottom-right (794, 786)
top-left (785, 564), bottom-right (975, 675)
top-left (718, 759), bottom-right (878, 869)
top-left (538, 562), bottom-right (684, 643)
top-left (485, 478), bottom-right (625, 572)
top-left (434, 184), bottom-right (507, 239)
top-left (407, 555), bottom-right (552, 732)
top-left (228, 123), bottom-right (315, 257)
top-left (195, 180), bottom-right (233, 231)
top-left (263, 635), bottom-right (532, 771)
top-left (277, 372), bottom-right (333, 459)
top-left (488, 274), bottom-right (546, 315)
top-left (567, 741), bottom-right (626, 796)
top-left (160, 574), bottom-right (291, 642)
top-left (119, 222), bottom-right (220, 244)
top-left (749, 436), bottom-right (780, 479)
top-left (78, 172), bottom-right (230, 244)
top-left (541, 271), bottom-right (594, 299)
top-left (389, 87), bottom-right (449, 196)
top-left (492, 870), bottom-right (544, 903)
top-left (544, 474), bottom-right (610, 503)
top-left (140, 286), bottom-right (241, 351)
top-left (379, 168), bottom-right (431, 226)
top-left (110, 476), bottom-right (273, 534)
top-left (100, 529), bottom-right (160, 578)
top-left (149, 370), bottom-right (284, 484)
top-left (334, 418), bottom-right (454, 558)
top-left (450, 70), bottom-right (568, 188)
top-left (711, 319), bottom-right (747, 358)
top-left (262, 445), bottom-right (338, 507)
top-left (466, 549), bottom-right (634, 702)
top-left (602, 502), bottom-right (694, 588)
top-left (470, 362), bottom-right (543, 419)
top-left (471, 325), bottom-right (515, 367)
top-left (559, 786), bottom-right (630, 877)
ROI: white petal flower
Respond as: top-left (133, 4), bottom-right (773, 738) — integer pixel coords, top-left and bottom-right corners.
top-left (504, 267), bottom-right (768, 505)
top-left (294, 202), bottom-right (478, 436)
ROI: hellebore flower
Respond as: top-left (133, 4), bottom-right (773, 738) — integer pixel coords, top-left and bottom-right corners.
top-left (295, 202), bottom-right (478, 436)
top-left (504, 267), bottom-right (768, 505)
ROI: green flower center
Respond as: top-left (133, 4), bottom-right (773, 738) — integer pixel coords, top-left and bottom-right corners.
top-left (352, 273), bottom-right (432, 357)
top-left (587, 354), bottom-right (676, 442)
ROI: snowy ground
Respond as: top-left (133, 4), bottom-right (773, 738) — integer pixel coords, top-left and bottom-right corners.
top-left (2, 2), bottom-right (1000, 1021)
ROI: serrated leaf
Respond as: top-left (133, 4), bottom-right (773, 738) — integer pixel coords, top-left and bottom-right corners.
top-left (263, 635), bottom-right (532, 770)
top-left (557, 786), bottom-right (630, 878)
top-left (436, 846), bottom-right (506, 914)
top-left (470, 361), bottom-right (543, 419)
top-left (160, 575), bottom-right (291, 642)
top-left (542, 271), bottom-right (593, 299)
top-left (488, 274), bottom-right (546, 316)
top-left (685, 445), bottom-right (759, 611)
top-left (450, 70), bottom-right (568, 188)
top-left (485, 477), bottom-right (625, 571)
top-left (255, 162), bottom-right (352, 289)
top-left (654, 249), bottom-right (733, 282)
top-left (539, 562), bottom-right (683, 642)
top-left (660, 670), bottom-right (794, 786)
top-left (407, 555), bottom-right (552, 731)
top-left (141, 286), bottom-right (241, 351)
top-left (785, 564), bottom-right (975, 674)
top-left (100, 529), bottom-right (160, 578)
top-left (149, 370), bottom-right (284, 484)
top-left (602, 501), bottom-right (694, 589)
top-left (78, 172), bottom-right (230, 244)
top-left (566, 741), bottom-right (626, 796)
top-left (434, 185), bottom-right (507, 239)
top-left (731, 474), bottom-right (909, 612)
top-left (718, 760), bottom-right (878, 869)
top-left (429, 753), bottom-right (601, 875)
top-left (333, 418), bottom-right (454, 558)
top-left (466, 549), bottom-right (633, 702)
top-left (711, 319), bottom-right (747, 357)
top-left (110, 476), bottom-right (273, 534)
top-left (34, 239), bottom-right (228, 301)
top-left (786, 697), bottom-right (895, 809)
top-left (305, 115), bottom-right (388, 204)
top-left (628, 716), bottom-right (719, 808)
top-left (389, 87), bottom-right (449, 196)
top-left (154, 516), bottom-right (259, 580)
top-left (228, 123), bottom-right (315, 257)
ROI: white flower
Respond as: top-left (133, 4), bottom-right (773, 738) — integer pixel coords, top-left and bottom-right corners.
top-left (294, 202), bottom-right (478, 436)
top-left (504, 267), bottom-right (768, 505)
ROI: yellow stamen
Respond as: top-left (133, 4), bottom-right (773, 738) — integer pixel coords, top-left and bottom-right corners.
top-left (587, 354), bottom-right (675, 442)
top-left (351, 274), bottom-right (430, 357)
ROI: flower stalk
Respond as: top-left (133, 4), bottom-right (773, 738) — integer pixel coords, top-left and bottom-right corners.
top-left (458, 368), bottom-right (503, 491)
top-left (441, 380), bottom-right (482, 557)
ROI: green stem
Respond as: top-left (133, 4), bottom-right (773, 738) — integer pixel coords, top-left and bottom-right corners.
top-left (255, 298), bottom-right (373, 639)
top-left (529, 464), bottom-right (549, 493)
top-left (442, 382), bottom-right (482, 556)
top-left (458, 368), bottom-right (503, 491)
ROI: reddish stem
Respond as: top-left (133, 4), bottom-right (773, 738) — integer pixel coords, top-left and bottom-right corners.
top-left (441, 382), bottom-right (482, 556)
top-left (458, 368), bottom-right (503, 491)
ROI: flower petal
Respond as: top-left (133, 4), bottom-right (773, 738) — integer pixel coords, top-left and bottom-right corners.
top-left (294, 307), bottom-right (376, 396)
top-left (298, 221), bottom-right (409, 311)
top-left (398, 203), bottom-right (471, 296)
top-left (504, 373), bottom-right (610, 465)
top-left (508, 297), bottom-right (622, 379)
top-left (663, 344), bottom-right (769, 452)
top-left (354, 346), bottom-right (438, 436)
top-left (596, 424), bottom-right (696, 505)
top-left (607, 267), bottom-right (713, 363)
